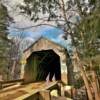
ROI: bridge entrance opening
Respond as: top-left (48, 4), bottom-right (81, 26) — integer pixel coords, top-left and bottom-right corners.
top-left (25, 50), bottom-right (61, 83)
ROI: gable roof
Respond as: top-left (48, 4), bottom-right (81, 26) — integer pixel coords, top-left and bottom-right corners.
top-left (24, 36), bottom-right (63, 53)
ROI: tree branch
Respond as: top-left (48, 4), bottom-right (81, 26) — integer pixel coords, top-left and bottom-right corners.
top-left (12, 23), bottom-right (58, 30)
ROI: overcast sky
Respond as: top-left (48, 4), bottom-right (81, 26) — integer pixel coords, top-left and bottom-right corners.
top-left (2, 0), bottom-right (36, 30)
top-left (3, 0), bottom-right (80, 52)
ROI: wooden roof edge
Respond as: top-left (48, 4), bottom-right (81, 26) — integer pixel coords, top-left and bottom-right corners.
top-left (23, 37), bottom-right (42, 53)
top-left (23, 36), bottom-right (66, 54)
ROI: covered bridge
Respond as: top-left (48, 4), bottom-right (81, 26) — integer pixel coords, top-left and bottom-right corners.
top-left (20, 27), bottom-right (74, 85)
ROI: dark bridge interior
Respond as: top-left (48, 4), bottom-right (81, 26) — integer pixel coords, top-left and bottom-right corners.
top-left (25, 50), bottom-right (61, 82)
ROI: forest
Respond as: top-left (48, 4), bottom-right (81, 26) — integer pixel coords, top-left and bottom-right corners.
top-left (0, 0), bottom-right (100, 100)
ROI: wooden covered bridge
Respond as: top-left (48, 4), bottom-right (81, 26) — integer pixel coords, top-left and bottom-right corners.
top-left (0, 37), bottom-right (73, 100)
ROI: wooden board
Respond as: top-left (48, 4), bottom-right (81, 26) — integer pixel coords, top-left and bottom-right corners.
top-left (0, 81), bottom-right (58, 100)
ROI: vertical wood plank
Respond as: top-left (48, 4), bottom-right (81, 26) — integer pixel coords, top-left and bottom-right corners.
top-left (39, 90), bottom-right (51, 100)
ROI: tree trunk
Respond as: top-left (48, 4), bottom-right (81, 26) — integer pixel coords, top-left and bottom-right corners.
top-left (61, 0), bottom-right (94, 99)
top-left (90, 61), bottom-right (100, 100)
top-left (65, 50), bottom-right (75, 85)
top-left (75, 51), bottom-right (93, 100)
top-left (11, 60), bottom-right (16, 79)
top-left (92, 72), bottom-right (100, 100)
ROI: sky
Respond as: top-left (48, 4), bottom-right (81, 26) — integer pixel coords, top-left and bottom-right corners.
top-left (3, 0), bottom-right (80, 29)
top-left (3, 0), bottom-right (35, 29)
top-left (4, 0), bottom-right (79, 52)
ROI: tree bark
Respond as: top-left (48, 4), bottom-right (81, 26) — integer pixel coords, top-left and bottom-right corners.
top-left (90, 61), bottom-right (100, 100)
top-left (11, 60), bottom-right (16, 79)
top-left (75, 51), bottom-right (93, 100)
top-left (65, 50), bottom-right (75, 85)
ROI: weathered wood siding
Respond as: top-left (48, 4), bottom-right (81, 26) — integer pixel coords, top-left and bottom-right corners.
top-left (23, 38), bottom-right (64, 59)
top-left (22, 38), bottom-right (68, 84)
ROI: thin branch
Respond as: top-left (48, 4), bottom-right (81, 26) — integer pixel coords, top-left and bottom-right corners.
top-left (12, 23), bottom-right (58, 30)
